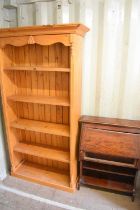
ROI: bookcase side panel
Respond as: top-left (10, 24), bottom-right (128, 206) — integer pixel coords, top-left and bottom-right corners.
top-left (70, 34), bottom-right (84, 188)
top-left (0, 46), bottom-right (23, 171)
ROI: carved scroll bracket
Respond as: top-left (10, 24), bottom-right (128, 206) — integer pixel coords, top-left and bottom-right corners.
top-left (28, 36), bottom-right (35, 45)
top-left (0, 34), bottom-right (71, 48)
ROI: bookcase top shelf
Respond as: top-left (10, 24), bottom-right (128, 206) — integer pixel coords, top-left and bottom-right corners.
top-left (0, 23), bottom-right (89, 38)
top-left (4, 66), bottom-right (70, 72)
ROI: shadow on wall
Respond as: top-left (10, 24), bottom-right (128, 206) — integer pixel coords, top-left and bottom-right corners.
top-left (0, 97), bottom-right (10, 180)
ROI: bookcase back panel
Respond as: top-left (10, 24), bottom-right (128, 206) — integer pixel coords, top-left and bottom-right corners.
top-left (3, 43), bottom-right (70, 100)
top-left (4, 70), bottom-right (69, 98)
top-left (16, 129), bottom-right (69, 151)
top-left (4, 44), bottom-right (70, 67)
top-left (21, 154), bottom-right (69, 173)
top-left (2, 43), bottom-right (71, 175)
top-left (14, 102), bottom-right (69, 124)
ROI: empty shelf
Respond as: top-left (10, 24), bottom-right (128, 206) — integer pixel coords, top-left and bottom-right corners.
top-left (12, 162), bottom-right (70, 191)
top-left (83, 166), bottom-right (135, 177)
top-left (82, 176), bottom-right (133, 193)
top-left (8, 95), bottom-right (70, 106)
top-left (4, 66), bottom-right (70, 72)
top-left (14, 143), bottom-right (70, 163)
top-left (11, 119), bottom-right (70, 137)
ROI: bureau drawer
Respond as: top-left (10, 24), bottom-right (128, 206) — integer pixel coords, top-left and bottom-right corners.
top-left (80, 124), bottom-right (140, 159)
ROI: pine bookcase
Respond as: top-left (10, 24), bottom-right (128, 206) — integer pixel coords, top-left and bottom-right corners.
top-left (0, 24), bottom-right (89, 192)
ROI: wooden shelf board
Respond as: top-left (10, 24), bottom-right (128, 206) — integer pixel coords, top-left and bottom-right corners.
top-left (8, 95), bottom-right (70, 106)
top-left (4, 66), bottom-right (70, 72)
top-left (14, 143), bottom-right (70, 163)
top-left (84, 157), bottom-right (136, 168)
top-left (12, 161), bottom-right (72, 192)
top-left (82, 176), bottom-right (133, 193)
top-left (83, 166), bottom-right (135, 177)
top-left (11, 119), bottom-right (70, 137)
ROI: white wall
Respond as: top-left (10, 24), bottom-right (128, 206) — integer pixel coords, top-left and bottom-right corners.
top-left (0, 0), bottom-right (140, 178)
top-left (79, 0), bottom-right (140, 120)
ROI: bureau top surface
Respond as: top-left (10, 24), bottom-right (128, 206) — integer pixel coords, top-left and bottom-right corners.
top-left (80, 115), bottom-right (140, 129)
top-left (0, 23), bottom-right (89, 38)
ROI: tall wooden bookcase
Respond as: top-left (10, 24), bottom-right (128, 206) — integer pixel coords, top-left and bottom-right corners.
top-left (0, 24), bottom-right (89, 192)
